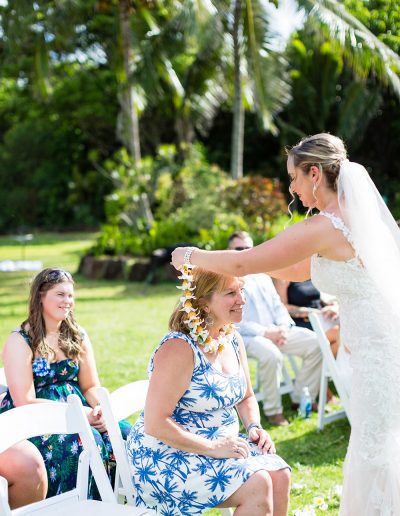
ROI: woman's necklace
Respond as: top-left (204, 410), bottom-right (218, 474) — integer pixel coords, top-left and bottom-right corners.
top-left (178, 264), bottom-right (235, 354)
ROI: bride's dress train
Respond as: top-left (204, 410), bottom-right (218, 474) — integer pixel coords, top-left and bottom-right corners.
top-left (312, 212), bottom-right (400, 516)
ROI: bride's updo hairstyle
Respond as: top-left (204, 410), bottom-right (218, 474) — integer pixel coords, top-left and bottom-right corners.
top-left (287, 133), bottom-right (347, 192)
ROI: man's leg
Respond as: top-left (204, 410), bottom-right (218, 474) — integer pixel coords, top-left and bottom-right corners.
top-left (280, 327), bottom-right (322, 404)
top-left (243, 335), bottom-right (285, 419)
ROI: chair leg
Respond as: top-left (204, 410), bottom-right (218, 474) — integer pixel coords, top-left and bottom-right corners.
top-left (0, 475), bottom-right (11, 516)
top-left (317, 366), bottom-right (328, 431)
top-left (76, 450), bottom-right (90, 500)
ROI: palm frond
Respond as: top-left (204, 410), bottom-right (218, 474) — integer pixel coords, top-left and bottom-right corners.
top-left (298, 0), bottom-right (400, 96)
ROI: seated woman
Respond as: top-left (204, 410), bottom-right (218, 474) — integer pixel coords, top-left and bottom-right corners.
top-left (127, 266), bottom-right (291, 515)
top-left (0, 441), bottom-right (47, 509)
top-left (274, 279), bottom-right (340, 356)
top-left (0, 268), bottom-right (131, 498)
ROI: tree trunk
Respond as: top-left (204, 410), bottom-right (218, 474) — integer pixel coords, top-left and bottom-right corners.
top-left (119, 0), bottom-right (141, 165)
top-left (230, 0), bottom-right (244, 180)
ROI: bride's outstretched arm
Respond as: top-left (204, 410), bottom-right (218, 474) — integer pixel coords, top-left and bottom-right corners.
top-left (268, 257), bottom-right (311, 281)
top-left (172, 216), bottom-right (327, 278)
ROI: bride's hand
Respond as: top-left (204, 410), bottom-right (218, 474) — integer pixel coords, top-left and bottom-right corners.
top-left (171, 247), bottom-right (190, 270)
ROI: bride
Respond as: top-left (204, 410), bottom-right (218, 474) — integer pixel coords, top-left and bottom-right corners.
top-left (172, 133), bottom-right (400, 515)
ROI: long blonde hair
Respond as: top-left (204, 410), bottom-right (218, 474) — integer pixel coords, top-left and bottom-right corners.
top-left (22, 268), bottom-right (83, 361)
top-left (169, 268), bottom-right (236, 333)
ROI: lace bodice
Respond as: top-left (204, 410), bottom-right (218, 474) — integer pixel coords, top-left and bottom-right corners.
top-left (311, 212), bottom-right (390, 354)
top-left (311, 212), bottom-right (400, 515)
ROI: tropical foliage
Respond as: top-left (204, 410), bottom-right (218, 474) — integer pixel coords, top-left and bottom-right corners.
top-left (92, 144), bottom-right (287, 256)
top-left (0, 0), bottom-right (399, 237)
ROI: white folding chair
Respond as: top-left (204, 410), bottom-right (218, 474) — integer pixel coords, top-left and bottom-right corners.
top-left (0, 368), bottom-right (7, 395)
top-left (97, 381), bottom-right (234, 516)
top-left (0, 394), bottom-right (149, 515)
top-left (309, 312), bottom-right (352, 430)
top-left (97, 381), bottom-right (150, 508)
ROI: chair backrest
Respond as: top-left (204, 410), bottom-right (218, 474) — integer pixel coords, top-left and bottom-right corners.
top-left (309, 312), bottom-right (352, 425)
top-left (97, 381), bottom-right (149, 506)
top-left (107, 380), bottom-right (149, 422)
top-left (0, 395), bottom-right (116, 515)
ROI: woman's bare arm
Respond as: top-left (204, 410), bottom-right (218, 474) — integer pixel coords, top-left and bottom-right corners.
top-left (77, 332), bottom-right (101, 408)
top-left (144, 338), bottom-right (249, 458)
top-left (2, 333), bottom-right (52, 406)
top-left (172, 217), bottom-right (330, 278)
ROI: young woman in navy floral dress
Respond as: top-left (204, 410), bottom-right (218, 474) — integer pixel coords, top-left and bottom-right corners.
top-left (0, 268), bottom-right (130, 498)
top-left (127, 267), bottom-right (290, 515)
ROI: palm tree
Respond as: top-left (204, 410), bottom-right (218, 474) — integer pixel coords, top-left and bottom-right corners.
top-left (118, 0), bottom-right (141, 164)
top-left (213, 0), bottom-right (400, 179)
top-left (134, 0), bottom-right (229, 155)
top-left (226, 0), bottom-right (291, 179)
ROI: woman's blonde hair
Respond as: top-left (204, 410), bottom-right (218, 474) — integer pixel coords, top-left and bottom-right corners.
top-left (22, 268), bottom-right (84, 362)
top-left (287, 133), bottom-right (347, 192)
top-left (169, 268), bottom-right (236, 333)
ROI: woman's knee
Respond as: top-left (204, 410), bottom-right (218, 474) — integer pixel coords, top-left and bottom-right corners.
top-left (0, 442), bottom-right (47, 507)
top-left (270, 467), bottom-right (291, 494)
top-left (249, 470), bottom-right (274, 501)
top-left (15, 442), bottom-right (46, 484)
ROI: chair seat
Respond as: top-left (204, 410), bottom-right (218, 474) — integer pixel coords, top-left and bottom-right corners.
top-left (15, 500), bottom-right (151, 516)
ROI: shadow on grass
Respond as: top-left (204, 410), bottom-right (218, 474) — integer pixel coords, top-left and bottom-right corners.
top-left (276, 418), bottom-right (350, 467)
top-left (0, 232), bottom-right (96, 247)
top-left (75, 276), bottom-right (177, 301)
top-left (253, 394), bottom-right (350, 468)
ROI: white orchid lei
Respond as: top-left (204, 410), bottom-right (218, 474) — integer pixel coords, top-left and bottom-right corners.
top-left (177, 264), bottom-right (236, 354)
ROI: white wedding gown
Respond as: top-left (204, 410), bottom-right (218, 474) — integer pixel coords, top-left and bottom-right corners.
top-left (312, 212), bottom-right (400, 515)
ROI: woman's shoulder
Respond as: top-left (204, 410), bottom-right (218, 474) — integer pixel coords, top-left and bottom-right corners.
top-left (3, 328), bottom-right (33, 362)
top-left (160, 330), bottom-right (191, 341)
top-left (158, 331), bottom-right (196, 350)
top-left (7, 327), bottom-right (31, 345)
top-left (148, 331), bottom-right (196, 375)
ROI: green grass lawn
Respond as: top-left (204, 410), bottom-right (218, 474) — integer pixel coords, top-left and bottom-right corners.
top-left (0, 233), bottom-right (349, 515)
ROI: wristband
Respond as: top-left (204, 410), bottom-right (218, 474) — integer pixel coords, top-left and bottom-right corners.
top-left (183, 246), bottom-right (196, 265)
top-left (246, 422), bottom-right (262, 434)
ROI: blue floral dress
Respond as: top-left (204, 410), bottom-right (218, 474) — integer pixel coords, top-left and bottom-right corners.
top-left (0, 329), bottom-right (131, 498)
top-left (126, 331), bottom-right (289, 515)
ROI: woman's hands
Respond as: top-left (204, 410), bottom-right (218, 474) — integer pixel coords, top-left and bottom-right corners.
top-left (210, 436), bottom-right (250, 459)
top-left (321, 305), bottom-right (339, 321)
top-left (86, 405), bottom-right (107, 432)
top-left (209, 430), bottom-right (275, 459)
top-left (248, 427), bottom-right (276, 454)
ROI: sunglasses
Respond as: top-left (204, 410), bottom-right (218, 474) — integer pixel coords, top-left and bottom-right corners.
top-left (44, 269), bottom-right (73, 283)
top-left (233, 246), bottom-right (251, 251)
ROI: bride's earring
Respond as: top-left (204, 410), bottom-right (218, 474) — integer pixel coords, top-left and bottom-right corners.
top-left (312, 182), bottom-right (319, 202)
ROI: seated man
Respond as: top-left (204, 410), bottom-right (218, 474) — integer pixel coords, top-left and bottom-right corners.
top-left (228, 231), bottom-right (323, 426)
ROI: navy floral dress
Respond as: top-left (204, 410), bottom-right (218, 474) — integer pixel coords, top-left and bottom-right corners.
top-left (0, 329), bottom-right (131, 498)
top-left (126, 331), bottom-right (290, 516)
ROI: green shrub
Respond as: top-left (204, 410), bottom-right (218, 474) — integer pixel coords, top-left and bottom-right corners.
top-left (93, 144), bottom-right (289, 257)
